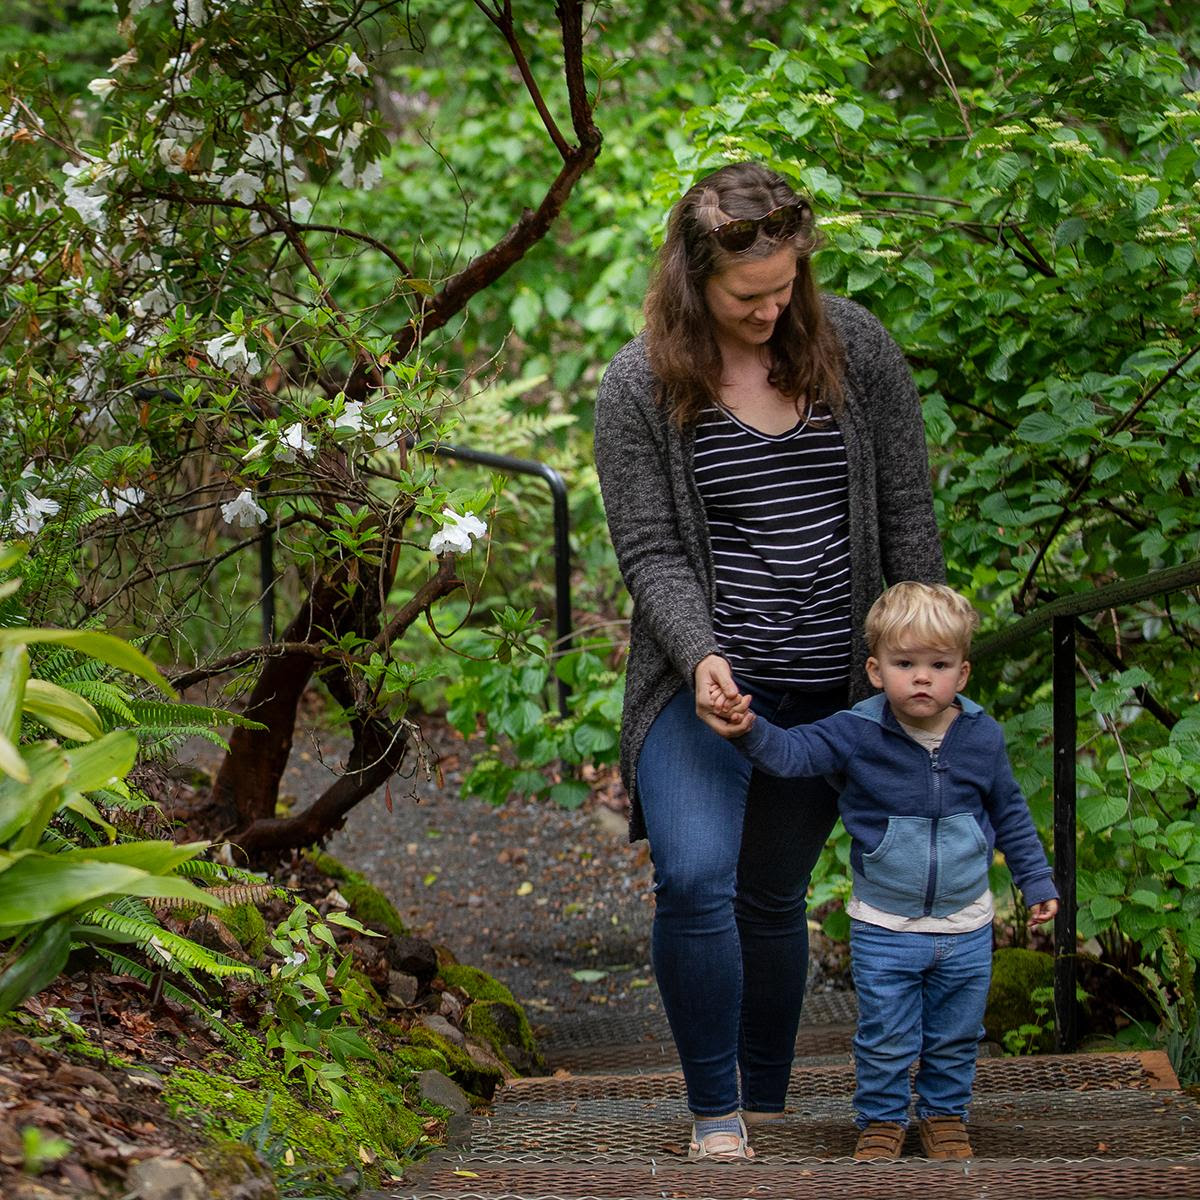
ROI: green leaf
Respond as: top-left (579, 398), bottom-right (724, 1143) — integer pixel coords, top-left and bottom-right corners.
top-left (0, 646), bottom-right (29, 745)
top-left (1016, 411), bottom-right (1066, 443)
top-left (1054, 217), bottom-right (1087, 248)
top-left (833, 101), bottom-right (864, 130)
top-left (0, 630), bottom-right (175, 698)
top-left (1080, 792), bottom-right (1127, 832)
top-left (22, 680), bottom-right (104, 742)
top-left (548, 780), bottom-right (590, 809)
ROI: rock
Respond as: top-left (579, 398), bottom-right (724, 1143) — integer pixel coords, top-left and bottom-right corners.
top-left (387, 970), bottom-right (420, 1006)
top-left (984, 947), bottom-right (1057, 1053)
top-left (125, 1158), bottom-right (207, 1200)
top-left (438, 990), bottom-right (465, 1023)
top-left (384, 935), bottom-right (439, 982)
top-left (419, 1013), bottom-right (465, 1047)
top-left (184, 915), bottom-right (248, 960)
top-left (464, 1037), bottom-right (510, 1078)
top-left (416, 1068), bottom-right (471, 1115)
top-left (51, 1063), bottom-right (117, 1096)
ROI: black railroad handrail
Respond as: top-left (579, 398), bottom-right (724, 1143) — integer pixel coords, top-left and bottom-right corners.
top-left (406, 436), bottom-right (573, 715)
top-left (973, 557), bottom-right (1200, 1052)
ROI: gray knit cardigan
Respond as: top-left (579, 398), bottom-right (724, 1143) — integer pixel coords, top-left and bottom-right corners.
top-left (593, 295), bottom-right (946, 842)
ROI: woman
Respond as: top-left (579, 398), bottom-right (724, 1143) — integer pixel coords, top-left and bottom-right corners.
top-left (593, 161), bottom-right (945, 1160)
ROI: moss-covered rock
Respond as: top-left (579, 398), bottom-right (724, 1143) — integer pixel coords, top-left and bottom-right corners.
top-left (221, 902), bottom-right (269, 957)
top-left (304, 849), bottom-right (409, 936)
top-left (441, 963), bottom-right (545, 1075)
top-left (197, 1140), bottom-right (278, 1199)
top-left (985, 947), bottom-right (1056, 1053)
top-left (403, 1025), bottom-right (502, 1100)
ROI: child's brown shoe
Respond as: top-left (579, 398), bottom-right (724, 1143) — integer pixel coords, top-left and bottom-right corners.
top-left (854, 1121), bottom-right (905, 1161)
top-left (918, 1115), bottom-right (973, 1159)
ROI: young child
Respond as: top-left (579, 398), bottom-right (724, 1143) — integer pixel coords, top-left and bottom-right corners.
top-left (710, 581), bottom-right (1058, 1161)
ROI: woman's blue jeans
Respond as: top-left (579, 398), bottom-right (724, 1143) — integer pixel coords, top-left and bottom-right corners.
top-left (637, 682), bottom-right (843, 1116)
top-left (849, 919), bottom-right (993, 1126)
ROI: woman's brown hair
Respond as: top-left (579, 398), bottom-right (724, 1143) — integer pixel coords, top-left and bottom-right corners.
top-left (643, 161), bottom-right (844, 427)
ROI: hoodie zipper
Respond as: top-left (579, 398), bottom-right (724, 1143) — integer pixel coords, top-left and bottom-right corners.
top-left (923, 747), bottom-right (943, 916)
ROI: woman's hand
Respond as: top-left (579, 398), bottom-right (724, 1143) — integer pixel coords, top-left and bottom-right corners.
top-left (695, 654), bottom-right (741, 731)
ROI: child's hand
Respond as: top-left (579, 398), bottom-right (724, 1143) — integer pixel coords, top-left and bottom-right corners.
top-left (1027, 899), bottom-right (1058, 928)
top-left (709, 691), bottom-right (755, 738)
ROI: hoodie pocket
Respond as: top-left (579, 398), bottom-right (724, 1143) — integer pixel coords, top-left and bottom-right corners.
top-left (860, 815), bottom-right (933, 906)
top-left (935, 811), bottom-right (990, 906)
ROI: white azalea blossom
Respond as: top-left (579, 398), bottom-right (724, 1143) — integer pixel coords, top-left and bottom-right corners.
top-left (220, 488), bottom-right (267, 528)
top-left (105, 486), bottom-right (145, 517)
top-left (87, 78), bottom-right (118, 99)
top-left (10, 493), bottom-right (61, 536)
top-left (334, 400), bottom-right (366, 432)
top-left (278, 422), bottom-right (315, 462)
top-left (219, 171), bottom-right (261, 203)
top-left (173, 0), bottom-right (207, 25)
top-left (205, 332), bottom-right (260, 373)
top-left (132, 285), bottom-right (173, 317)
top-left (345, 51), bottom-right (369, 78)
top-left (429, 508), bottom-right (487, 556)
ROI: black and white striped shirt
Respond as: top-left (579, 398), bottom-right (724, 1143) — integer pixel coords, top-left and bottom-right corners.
top-left (694, 406), bottom-right (852, 688)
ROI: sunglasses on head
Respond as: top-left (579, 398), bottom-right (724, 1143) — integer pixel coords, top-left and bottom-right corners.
top-left (705, 201), bottom-right (808, 253)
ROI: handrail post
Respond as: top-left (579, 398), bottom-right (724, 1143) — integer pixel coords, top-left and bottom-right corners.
top-left (1052, 614), bottom-right (1078, 1052)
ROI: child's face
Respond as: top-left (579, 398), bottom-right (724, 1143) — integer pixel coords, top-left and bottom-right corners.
top-left (865, 642), bottom-right (970, 731)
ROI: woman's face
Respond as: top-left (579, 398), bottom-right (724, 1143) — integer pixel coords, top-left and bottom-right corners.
top-left (702, 245), bottom-right (797, 353)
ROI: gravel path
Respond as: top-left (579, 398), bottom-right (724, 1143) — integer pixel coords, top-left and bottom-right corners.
top-left (283, 721), bottom-right (663, 1022)
top-left (183, 716), bottom-right (848, 1025)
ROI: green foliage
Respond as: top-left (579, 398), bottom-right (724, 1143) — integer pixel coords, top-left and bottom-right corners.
top-left (445, 629), bottom-right (622, 808)
top-left (262, 901), bottom-right (382, 1111)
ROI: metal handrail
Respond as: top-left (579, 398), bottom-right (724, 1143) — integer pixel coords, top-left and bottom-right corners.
top-left (973, 557), bottom-right (1200, 1051)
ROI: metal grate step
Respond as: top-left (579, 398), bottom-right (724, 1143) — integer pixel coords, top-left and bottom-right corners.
top-left (497, 1051), bottom-right (1178, 1107)
top-left (392, 1155), bottom-right (1200, 1199)
top-left (462, 1110), bottom-right (1200, 1161)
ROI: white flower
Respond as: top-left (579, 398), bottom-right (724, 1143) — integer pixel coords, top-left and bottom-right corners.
top-left (278, 422), bottom-right (314, 462)
top-left (289, 195), bottom-right (312, 220)
top-left (87, 78), bottom-right (118, 100)
top-left (173, 0), bottom-right (207, 27)
top-left (345, 51), bottom-right (369, 78)
top-left (205, 332), bottom-right (260, 373)
top-left (219, 171), bottom-right (261, 203)
top-left (429, 508), bottom-right (487, 556)
top-left (11, 494), bottom-right (61, 536)
top-left (132, 285), bottom-right (173, 317)
top-left (110, 48), bottom-right (139, 71)
top-left (156, 137), bottom-right (188, 173)
top-left (359, 160), bottom-right (382, 190)
top-left (104, 486), bottom-right (144, 517)
top-left (334, 400), bottom-right (365, 432)
top-left (220, 488), bottom-right (267, 528)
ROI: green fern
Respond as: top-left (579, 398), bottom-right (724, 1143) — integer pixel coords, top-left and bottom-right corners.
top-left (174, 858), bottom-right (285, 894)
top-left (82, 908), bottom-right (260, 980)
top-left (70, 682), bottom-right (136, 725)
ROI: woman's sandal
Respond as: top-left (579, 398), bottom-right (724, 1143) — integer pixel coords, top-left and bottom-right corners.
top-left (918, 1115), bottom-right (974, 1160)
top-left (687, 1115), bottom-right (756, 1161)
top-left (853, 1121), bottom-right (906, 1161)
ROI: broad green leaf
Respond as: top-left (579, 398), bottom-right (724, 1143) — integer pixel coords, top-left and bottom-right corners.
top-left (23, 679), bottom-right (104, 742)
top-left (0, 855), bottom-right (218, 929)
top-left (1080, 792), bottom-right (1128, 832)
top-left (0, 630), bottom-right (175, 698)
top-left (0, 731), bottom-right (28, 784)
top-left (62, 732), bottom-right (139, 795)
top-left (548, 780), bottom-right (590, 809)
top-left (0, 646), bottom-right (29, 745)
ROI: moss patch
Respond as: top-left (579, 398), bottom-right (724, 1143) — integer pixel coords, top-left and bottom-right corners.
top-left (442, 963), bottom-right (544, 1073)
top-left (221, 902), bottom-right (268, 957)
top-left (404, 1026), bottom-right (501, 1100)
top-left (305, 849), bottom-right (408, 936)
top-left (164, 1032), bottom-right (425, 1181)
top-left (985, 947), bottom-right (1056, 1052)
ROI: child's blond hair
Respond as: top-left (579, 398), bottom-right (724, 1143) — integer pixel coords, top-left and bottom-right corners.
top-left (865, 582), bottom-right (980, 657)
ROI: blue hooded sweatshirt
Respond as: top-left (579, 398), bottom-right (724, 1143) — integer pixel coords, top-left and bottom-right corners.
top-left (736, 693), bottom-right (1058, 918)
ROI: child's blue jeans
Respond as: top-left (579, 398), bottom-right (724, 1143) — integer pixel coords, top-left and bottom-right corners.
top-left (849, 919), bottom-right (993, 1127)
top-left (636, 682), bottom-right (843, 1116)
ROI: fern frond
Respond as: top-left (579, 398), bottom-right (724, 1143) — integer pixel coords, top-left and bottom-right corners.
top-left (128, 700), bottom-right (266, 732)
top-left (92, 948), bottom-right (207, 1009)
top-left (154, 883), bottom-right (276, 908)
top-left (174, 859), bottom-right (283, 891)
top-left (138, 726), bottom-right (230, 759)
top-left (54, 808), bottom-right (107, 846)
top-left (82, 909), bottom-right (259, 979)
top-left (65, 681), bottom-right (136, 724)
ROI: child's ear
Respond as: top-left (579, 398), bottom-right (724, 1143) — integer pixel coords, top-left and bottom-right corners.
top-left (958, 659), bottom-right (971, 690)
top-left (865, 656), bottom-right (883, 690)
